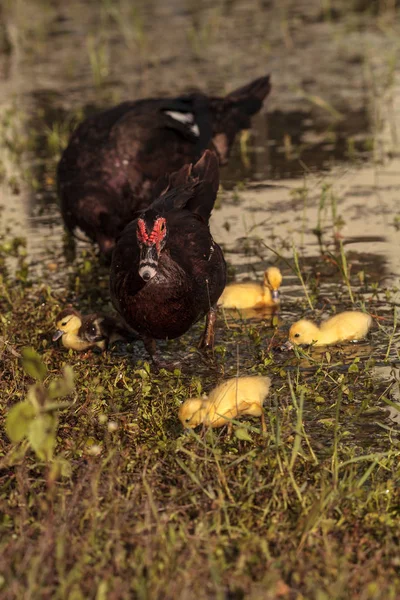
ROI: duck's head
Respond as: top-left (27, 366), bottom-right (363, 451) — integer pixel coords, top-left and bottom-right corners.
top-left (264, 267), bottom-right (282, 301)
top-left (53, 308), bottom-right (82, 341)
top-left (288, 319), bottom-right (320, 346)
top-left (179, 397), bottom-right (206, 429)
top-left (136, 210), bottom-right (167, 282)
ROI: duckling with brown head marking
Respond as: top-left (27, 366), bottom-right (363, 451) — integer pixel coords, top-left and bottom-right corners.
top-left (53, 308), bottom-right (136, 352)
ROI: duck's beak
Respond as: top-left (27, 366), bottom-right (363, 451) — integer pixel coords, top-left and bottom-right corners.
top-left (53, 330), bottom-right (64, 341)
top-left (272, 289), bottom-right (280, 301)
top-left (138, 245), bottom-right (159, 282)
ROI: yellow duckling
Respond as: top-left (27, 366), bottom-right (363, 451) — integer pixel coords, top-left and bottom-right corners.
top-left (53, 308), bottom-right (136, 352)
top-left (288, 311), bottom-right (372, 347)
top-left (218, 267), bottom-right (282, 310)
top-left (179, 376), bottom-right (271, 433)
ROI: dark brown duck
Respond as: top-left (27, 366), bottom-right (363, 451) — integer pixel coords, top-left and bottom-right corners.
top-left (58, 75), bottom-right (271, 257)
top-left (110, 150), bottom-right (226, 364)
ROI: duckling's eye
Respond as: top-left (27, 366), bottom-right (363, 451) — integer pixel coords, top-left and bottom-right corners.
top-left (185, 418), bottom-right (190, 423)
top-left (61, 321), bottom-right (67, 326)
top-left (294, 333), bottom-right (300, 338)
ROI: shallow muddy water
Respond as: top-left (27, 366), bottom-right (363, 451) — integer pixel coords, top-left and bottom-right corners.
top-left (1, 0), bottom-right (400, 447)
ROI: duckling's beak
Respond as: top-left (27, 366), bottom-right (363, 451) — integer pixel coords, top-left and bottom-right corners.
top-left (52, 330), bottom-right (64, 341)
top-left (272, 289), bottom-right (280, 301)
top-left (138, 245), bottom-right (159, 282)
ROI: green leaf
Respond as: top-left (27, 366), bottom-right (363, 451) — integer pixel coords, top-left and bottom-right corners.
top-left (348, 363), bottom-right (359, 373)
top-left (28, 414), bottom-right (58, 461)
top-left (235, 427), bottom-right (253, 442)
top-left (48, 365), bottom-right (75, 399)
top-left (49, 457), bottom-right (72, 481)
top-left (27, 383), bottom-right (47, 409)
top-left (21, 347), bottom-right (48, 382)
top-left (5, 401), bottom-right (36, 442)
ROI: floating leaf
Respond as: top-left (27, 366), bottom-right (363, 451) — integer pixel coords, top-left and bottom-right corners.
top-left (235, 427), bottom-right (253, 442)
top-left (5, 401), bottom-right (36, 442)
top-left (21, 347), bottom-right (48, 382)
top-left (28, 414), bottom-right (58, 461)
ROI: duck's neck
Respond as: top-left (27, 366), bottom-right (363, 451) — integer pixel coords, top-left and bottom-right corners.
top-left (262, 281), bottom-right (273, 303)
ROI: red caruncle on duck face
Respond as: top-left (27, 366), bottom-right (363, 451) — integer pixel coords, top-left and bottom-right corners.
top-left (137, 217), bottom-right (167, 254)
top-left (136, 216), bottom-right (167, 282)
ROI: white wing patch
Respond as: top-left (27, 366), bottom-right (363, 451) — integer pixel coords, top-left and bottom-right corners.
top-left (164, 111), bottom-right (200, 137)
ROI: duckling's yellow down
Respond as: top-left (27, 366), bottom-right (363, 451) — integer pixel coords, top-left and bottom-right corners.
top-left (179, 376), bottom-right (271, 432)
top-left (54, 313), bottom-right (106, 351)
top-left (289, 311), bottom-right (372, 346)
top-left (218, 267), bottom-right (282, 309)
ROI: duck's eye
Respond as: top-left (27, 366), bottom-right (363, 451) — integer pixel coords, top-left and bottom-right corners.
top-left (62, 321), bottom-right (67, 326)
top-left (294, 333), bottom-right (300, 338)
top-left (185, 418), bottom-right (190, 423)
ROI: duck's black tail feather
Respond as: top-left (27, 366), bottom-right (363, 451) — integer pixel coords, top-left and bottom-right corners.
top-left (187, 149), bottom-right (220, 221)
top-left (151, 150), bottom-right (219, 222)
top-left (210, 74), bottom-right (271, 163)
top-left (223, 74), bottom-right (271, 116)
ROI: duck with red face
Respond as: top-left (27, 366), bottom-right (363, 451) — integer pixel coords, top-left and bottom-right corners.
top-left (110, 150), bottom-right (226, 365)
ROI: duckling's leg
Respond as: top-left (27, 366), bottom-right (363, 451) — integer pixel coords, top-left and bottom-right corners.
top-left (198, 306), bottom-right (217, 350)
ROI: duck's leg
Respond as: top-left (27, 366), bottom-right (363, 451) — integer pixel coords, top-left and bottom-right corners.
top-left (260, 412), bottom-right (267, 434)
top-left (143, 336), bottom-right (158, 361)
top-left (198, 306), bottom-right (217, 350)
top-left (142, 336), bottom-right (181, 371)
top-left (63, 229), bottom-right (76, 263)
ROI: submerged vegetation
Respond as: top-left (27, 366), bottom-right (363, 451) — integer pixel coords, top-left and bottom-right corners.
top-left (1, 0), bottom-right (400, 598)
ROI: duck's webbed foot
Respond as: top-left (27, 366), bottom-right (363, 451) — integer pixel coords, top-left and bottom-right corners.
top-left (198, 306), bottom-right (217, 351)
top-left (142, 336), bottom-right (182, 371)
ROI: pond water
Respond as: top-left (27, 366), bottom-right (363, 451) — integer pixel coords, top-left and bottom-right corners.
top-left (1, 0), bottom-right (400, 446)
